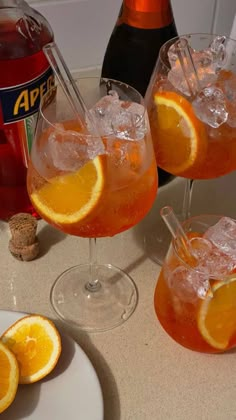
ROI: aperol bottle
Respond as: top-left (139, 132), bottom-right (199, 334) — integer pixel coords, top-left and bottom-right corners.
top-left (0, 0), bottom-right (54, 220)
top-left (101, 0), bottom-right (177, 186)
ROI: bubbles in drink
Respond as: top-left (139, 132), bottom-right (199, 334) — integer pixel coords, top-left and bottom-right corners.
top-left (192, 86), bottom-right (228, 128)
top-left (47, 123), bottom-right (105, 172)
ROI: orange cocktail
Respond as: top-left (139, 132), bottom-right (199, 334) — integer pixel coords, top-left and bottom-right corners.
top-left (27, 122), bottom-right (157, 237)
top-left (146, 35), bottom-right (236, 180)
top-left (154, 215), bottom-right (236, 353)
top-left (27, 76), bottom-right (158, 332)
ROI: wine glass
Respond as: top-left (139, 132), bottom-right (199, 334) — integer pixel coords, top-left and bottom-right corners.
top-left (145, 33), bottom-right (236, 263)
top-left (27, 77), bottom-right (158, 332)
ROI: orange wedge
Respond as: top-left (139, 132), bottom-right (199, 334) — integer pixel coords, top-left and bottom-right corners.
top-left (30, 155), bottom-right (104, 226)
top-left (153, 91), bottom-right (208, 176)
top-left (198, 275), bottom-right (236, 350)
top-left (1, 315), bottom-right (61, 384)
top-left (0, 341), bottom-right (19, 414)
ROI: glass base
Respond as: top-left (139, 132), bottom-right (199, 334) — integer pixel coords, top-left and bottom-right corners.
top-left (50, 263), bottom-right (138, 332)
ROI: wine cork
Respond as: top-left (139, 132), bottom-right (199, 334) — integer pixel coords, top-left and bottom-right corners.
top-left (8, 213), bottom-right (39, 261)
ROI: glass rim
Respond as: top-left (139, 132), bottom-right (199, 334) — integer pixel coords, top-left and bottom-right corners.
top-left (171, 213), bottom-right (236, 280)
top-left (39, 76), bottom-right (146, 139)
top-left (158, 32), bottom-right (236, 72)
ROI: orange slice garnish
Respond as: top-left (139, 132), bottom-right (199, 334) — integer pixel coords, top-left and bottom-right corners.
top-left (1, 315), bottom-right (61, 384)
top-left (198, 275), bottom-right (236, 350)
top-left (30, 155), bottom-right (104, 226)
top-left (153, 91), bottom-right (208, 175)
top-left (0, 341), bottom-right (19, 414)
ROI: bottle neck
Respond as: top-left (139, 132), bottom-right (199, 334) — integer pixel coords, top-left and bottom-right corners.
top-left (119, 0), bottom-right (174, 29)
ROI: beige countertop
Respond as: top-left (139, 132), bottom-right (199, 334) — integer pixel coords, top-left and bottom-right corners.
top-left (0, 172), bottom-right (236, 420)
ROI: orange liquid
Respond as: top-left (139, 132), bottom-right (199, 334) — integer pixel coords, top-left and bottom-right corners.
top-left (154, 233), bottom-right (236, 353)
top-left (149, 71), bottom-right (236, 180)
top-left (27, 125), bottom-right (158, 237)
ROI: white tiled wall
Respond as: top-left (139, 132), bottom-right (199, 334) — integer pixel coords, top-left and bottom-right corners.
top-left (29, 0), bottom-right (236, 72)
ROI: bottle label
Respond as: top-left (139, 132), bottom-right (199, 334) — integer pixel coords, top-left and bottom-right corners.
top-left (120, 0), bottom-right (173, 29)
top-left (0, 66), bottom-right (54, 164)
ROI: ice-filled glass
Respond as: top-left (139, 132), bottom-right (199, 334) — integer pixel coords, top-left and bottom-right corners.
top-left (154, 214), bottom-right (236, 353)
top-left (146, 34), bottom-right (236, 180)
top-left (144, 34), bottom-right (236, 265)
top-left (27, 77), bottom-right (158, 332)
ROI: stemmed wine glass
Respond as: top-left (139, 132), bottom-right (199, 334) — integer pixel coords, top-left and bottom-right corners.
top-left (27, 77), bottom-right (158, 332)
top-left (145, 33), bottom-right (236, 263)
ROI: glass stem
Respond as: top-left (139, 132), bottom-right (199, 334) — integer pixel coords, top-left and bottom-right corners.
top-left (182, 179), bottom-right (194, 220)
top-left (86, 238), bottom-right (101, 292)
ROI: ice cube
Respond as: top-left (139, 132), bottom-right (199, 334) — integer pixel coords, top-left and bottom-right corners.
top-left (167, 266), bottom-right (209, 302)
top-left (48, 123), bottom-right (105, 172)
top-left (209, 36), bottom-right (227, 70)
top-left (204, 217), bottom-right (236, 262)
top-left (87, 93), bottom-right (118, 135)
top-left (167, 36), bottom-right (229, 96)
top-left (167, 39), bottom-right (217, 96)
top-left (189, 231), bottom-right (236, 277)
top-left (192, 86), bottom-right (228, 128)
top-left (190, 237), bottom-right (213, 259)
top-left (89, 92), bottom-right (146, 140)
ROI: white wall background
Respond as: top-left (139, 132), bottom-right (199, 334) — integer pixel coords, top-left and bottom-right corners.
top-left (28, 0), bottom-right (236, 72)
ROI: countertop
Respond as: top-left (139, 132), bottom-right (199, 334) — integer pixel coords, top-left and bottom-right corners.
top-left (1, 172), bottom-right (236, 420)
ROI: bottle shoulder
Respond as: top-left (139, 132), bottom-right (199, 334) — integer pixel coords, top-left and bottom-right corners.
top-left (0, 4), bottom-right (53, 59)
top-left (110, 22), bottom-right (177, 40)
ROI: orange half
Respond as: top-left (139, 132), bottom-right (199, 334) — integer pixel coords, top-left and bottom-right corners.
top-left (153, 91), bottom-right (208, 176)
top-left (198, 275), bottom-right (236, 350)
top-left (0, 341), bottom-right (19, 413)
top-left (30, 155), bottom-right (105, 226)
top-left (1, 315), bottom-right (61, 384)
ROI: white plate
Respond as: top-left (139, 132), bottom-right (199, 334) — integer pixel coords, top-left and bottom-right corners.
top-left (0, 310), bottom-right (104, 420)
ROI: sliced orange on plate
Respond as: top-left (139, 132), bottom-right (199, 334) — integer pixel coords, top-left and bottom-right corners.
top-left (30, 155), bottom-right (105, 226)
top-left (1, 315), bottom-right (61, 384)
top-left (198, 275), bottom-right (236, 350)
top-left (0, 341), bottom-right (19, 414)
top-left (153, 91), bottom-right (208, 176)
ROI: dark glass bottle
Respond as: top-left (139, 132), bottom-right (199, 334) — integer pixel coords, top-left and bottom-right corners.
top-left (101, 0), bottom-right (177, 186)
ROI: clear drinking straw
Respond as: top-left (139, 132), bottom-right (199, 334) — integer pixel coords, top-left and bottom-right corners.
top-left (171, 37), bottom-right (201, 219)
top-left (160, 206), bottom-right (197, 264)
top-left (174, 37), bottom-right (201, 97)
top-left (43, 42), bottom-right (100, 135)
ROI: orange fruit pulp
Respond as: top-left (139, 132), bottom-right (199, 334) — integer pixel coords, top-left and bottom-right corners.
top-left (149, 70), bottom-right (236, 179)
top-left (27, 121), bottom-right (158, 237)
top-left (154, 232), bottom-right (236, 353)
top-left (1, 315), bottom-right (61, 384)
top-left (0, 341), bottom-right (19, 414)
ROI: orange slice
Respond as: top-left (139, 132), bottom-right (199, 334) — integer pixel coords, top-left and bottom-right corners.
top-left (153, 91), bottom-right (208, 175)
top-left (0, 341), bottom-right (19, 414)
top-left (1, 315), bottom-right (61, 384)
top-left (198, 275), bottom-right (236, 350)
top-left (30, 155), bottom-right (104, 225)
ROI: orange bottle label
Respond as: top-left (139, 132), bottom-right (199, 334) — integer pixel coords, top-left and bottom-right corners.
top-left (119, 0), bottom-right (173, 29)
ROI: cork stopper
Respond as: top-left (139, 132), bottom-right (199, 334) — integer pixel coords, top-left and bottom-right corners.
top-left (8, 213), bottom-right (39, 261)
